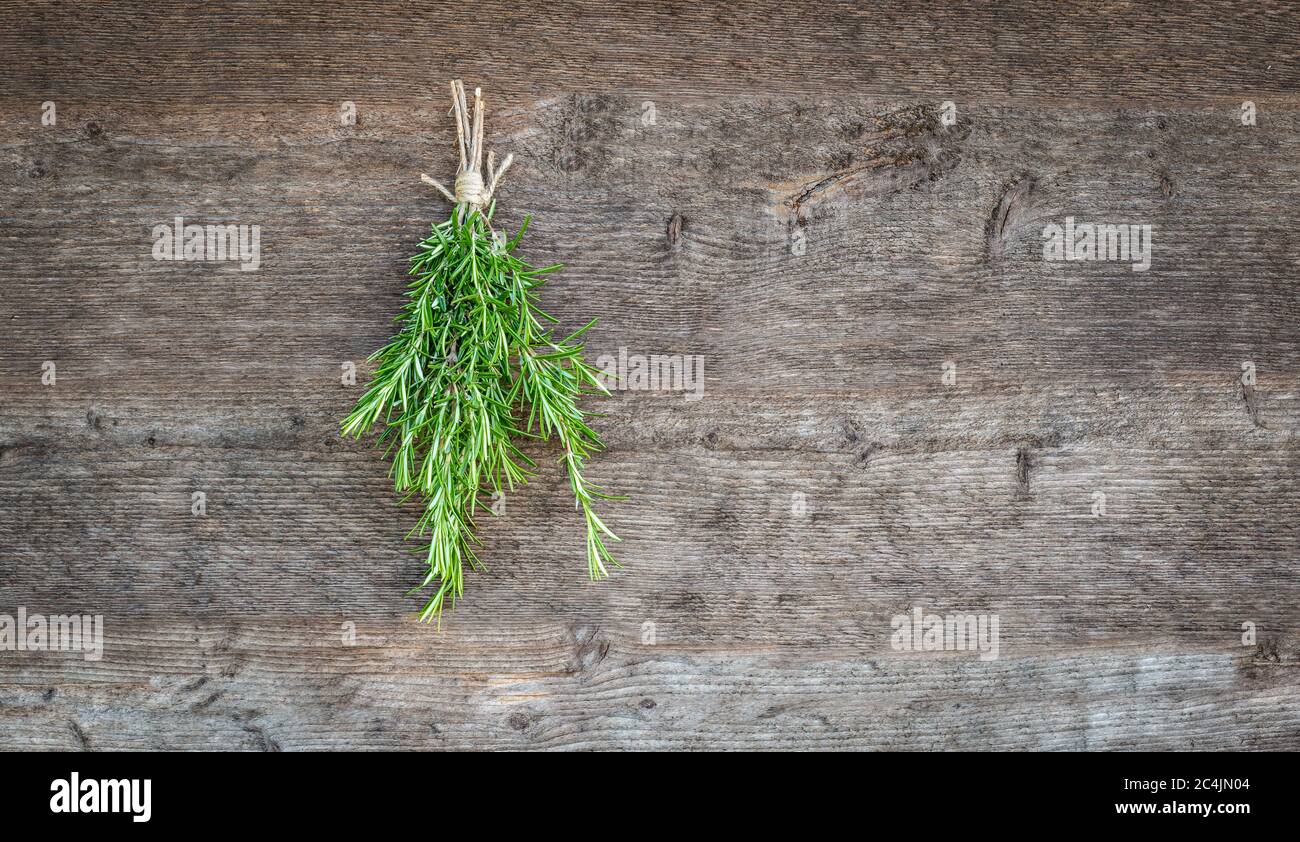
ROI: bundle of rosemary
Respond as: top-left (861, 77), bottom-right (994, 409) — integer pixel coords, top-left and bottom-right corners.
top-left (343, 81), bottom-right (619, 623)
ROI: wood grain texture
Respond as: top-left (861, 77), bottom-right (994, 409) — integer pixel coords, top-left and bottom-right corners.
top-left (4, 0), bottom-right (1299, 106)
top-left (1, 0), bottom-right (1298, 751)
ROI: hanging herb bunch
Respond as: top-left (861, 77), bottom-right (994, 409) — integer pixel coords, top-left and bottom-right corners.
top-left (343, 81), bottom-right (621, 624)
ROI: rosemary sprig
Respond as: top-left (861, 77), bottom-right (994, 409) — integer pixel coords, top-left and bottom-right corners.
top-left (343, 204), bottom-right (620, 623)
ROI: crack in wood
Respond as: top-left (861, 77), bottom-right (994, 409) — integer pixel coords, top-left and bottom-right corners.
top-left (1241, 383), bottom-right (1267, 430)
top-left (1015, 447), bottom-right (1034, 499)
top-left (986, 175), bottom-right (1038, 263)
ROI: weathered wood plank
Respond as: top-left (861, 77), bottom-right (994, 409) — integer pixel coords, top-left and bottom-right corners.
top-left (2, 623), bottom-right (1298, 750)
top-left (2, 1), bottom-right (1298, 105)
top-left (1, 2), bottom-right (1299, 750)
top-left (3, 103), bottom-right (1296, 388)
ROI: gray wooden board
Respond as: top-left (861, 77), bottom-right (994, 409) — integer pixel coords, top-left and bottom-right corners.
top-left (0, 1), bottom-right (1298, 750)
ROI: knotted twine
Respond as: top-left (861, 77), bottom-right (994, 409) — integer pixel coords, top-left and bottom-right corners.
top-left (421, 80), bottom-right (513, 211)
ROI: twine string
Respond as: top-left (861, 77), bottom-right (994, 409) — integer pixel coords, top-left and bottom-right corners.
top-left (420, 80), bottom-right (512, 210)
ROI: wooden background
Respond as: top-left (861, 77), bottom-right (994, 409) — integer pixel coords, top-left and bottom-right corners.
top-left (2, 1), bottom-right (1298, 750)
